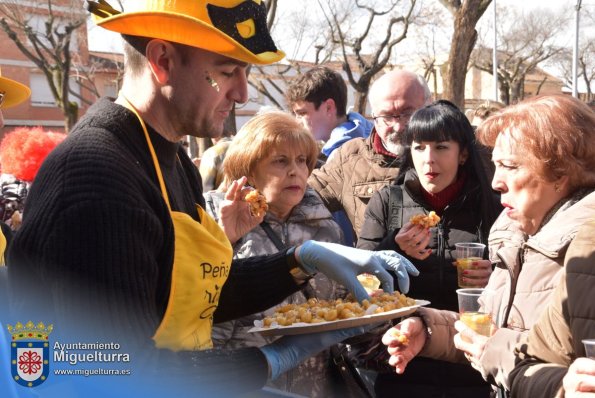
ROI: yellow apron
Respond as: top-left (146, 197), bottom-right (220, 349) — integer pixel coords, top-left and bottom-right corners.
top-left (122, 97), bottom-right (232, 351)
top-left (0, 227), bottom-right (6, 266)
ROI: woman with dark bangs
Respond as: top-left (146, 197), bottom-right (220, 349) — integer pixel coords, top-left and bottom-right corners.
top-left (356, 100), bottom-right (501, 397)
top-left (383, 95), bottom-right (595, 397)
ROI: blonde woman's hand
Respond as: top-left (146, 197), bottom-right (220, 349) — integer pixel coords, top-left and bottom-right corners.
top-left (218, 177), bottom-right (265, 244)
top-left (395, 222), bottom-right (431, 260)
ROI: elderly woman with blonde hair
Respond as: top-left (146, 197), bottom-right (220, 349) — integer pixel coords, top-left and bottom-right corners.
top-left (204, 110), bottom-right (345, 397)
top-left (382, 95), bottom-right (595, 396)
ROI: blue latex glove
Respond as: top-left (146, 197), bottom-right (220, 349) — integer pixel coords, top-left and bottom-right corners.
top-left (260, 326), bottom-right (367, 380)
top-left (297, 240), bottom-right (419, 301)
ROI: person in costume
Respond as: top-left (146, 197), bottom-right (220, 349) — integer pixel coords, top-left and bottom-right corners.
top-left (0, 67), bottom-right (31, 398)
top-left (0, 68), bottom-right (31, 134)
top-left (7, 1), bottom-right (418, 396)
top-left (0, 127), bottom-right (66, 232)
top-left (0, 71), bottom-right (31, 263)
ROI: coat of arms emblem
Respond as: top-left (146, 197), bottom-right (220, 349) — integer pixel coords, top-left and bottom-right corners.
top-left (7, 321), bottom-right (53, 387)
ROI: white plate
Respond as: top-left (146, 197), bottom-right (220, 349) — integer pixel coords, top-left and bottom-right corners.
top-left (248, 299), bottom-right (430, 336)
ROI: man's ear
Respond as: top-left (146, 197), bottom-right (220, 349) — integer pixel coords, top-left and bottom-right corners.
top-left (324, 98), bottom-right (337, 116)
top-left (145, 39), bottom-right (175, 85)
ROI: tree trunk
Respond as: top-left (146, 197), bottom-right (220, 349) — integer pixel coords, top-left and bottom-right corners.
top-left (65, 102), bottom-right (79, 133)
top-left (499, 80), bottom-right (510, 105)
top-left (354, 90), bottom-right (369, 115)
top-left (581, 71), bottom-right (592, 100)
top-left (444, 17), bottom-right (478, 109)
top-left (510, 79), bottom-right (523, 104)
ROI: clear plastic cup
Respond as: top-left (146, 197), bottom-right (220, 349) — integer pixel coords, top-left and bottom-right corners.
top-left (456, 288), bottom-right (492, 336)
top-left (583, 339), bottom-right (595, 359)
top-left (455, 243), bottom-right (486, 288)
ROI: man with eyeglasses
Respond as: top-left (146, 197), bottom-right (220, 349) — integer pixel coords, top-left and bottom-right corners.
top-left (0, 70), bottom-right (31, 134)
top-left (309, 70), bottom-right (431, 241)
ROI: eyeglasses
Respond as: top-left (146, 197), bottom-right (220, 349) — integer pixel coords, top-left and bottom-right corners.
top-left (0, 92), bottom-right (5, 108)
top-left (373, 112), bottom-right (414, 127)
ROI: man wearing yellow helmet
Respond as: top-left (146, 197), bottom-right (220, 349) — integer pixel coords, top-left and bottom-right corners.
top-left (7, 1), bottom-right (418, 396)
top-left (0, 69), bottom-right (30, 134)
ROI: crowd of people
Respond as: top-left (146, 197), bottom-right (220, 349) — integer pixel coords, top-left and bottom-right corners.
top-left (0, 1), bottom-right (594, 398)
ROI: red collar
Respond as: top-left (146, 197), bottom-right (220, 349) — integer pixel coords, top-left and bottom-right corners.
top-left (421, 171), bottom-right (467, 215)
top-left (373, 131), bottom-right (399, 158)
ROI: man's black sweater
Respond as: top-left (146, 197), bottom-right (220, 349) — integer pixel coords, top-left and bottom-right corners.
top-left (7, 98), bottom-right (301, 395)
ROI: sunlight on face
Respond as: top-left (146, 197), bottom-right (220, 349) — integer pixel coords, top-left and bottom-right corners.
top-left (170, 48), bottom-right (248, 140)
top-left (249, 146), bottom-right (310, 220)
top-left (491, 132), bottom-right (567, 235)
top-left (411, 140), bottom-right (466, 194)
top-left (370, 80), bottom-right (426, 156)
top-left (291, 100), bottom-right (334, 142)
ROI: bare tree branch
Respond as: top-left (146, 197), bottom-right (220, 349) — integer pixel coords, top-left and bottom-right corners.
top-left (473, 7), bottom-right (569, 104)
top-left (318, 0), bottom-right (418, 113)
top-left (265, 0), bottom-right (277, 31)
top-left (0, 0), bottom-right (87, 131)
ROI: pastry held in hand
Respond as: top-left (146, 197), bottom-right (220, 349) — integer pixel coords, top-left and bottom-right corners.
top-left (388, 328), bottom-right (409, 346)
top-left (357, 273), bottom-right (382, 295)
top-left (410, 211), bottom-right (440, 228)
top-left (245, 189), bottom-right (268, 217)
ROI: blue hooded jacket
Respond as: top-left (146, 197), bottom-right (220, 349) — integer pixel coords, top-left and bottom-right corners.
top-left (320, 112), bottom-right (373, 158)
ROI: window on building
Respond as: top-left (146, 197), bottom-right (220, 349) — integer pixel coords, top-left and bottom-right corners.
top-left (30, 73), bottom-right (81, 108)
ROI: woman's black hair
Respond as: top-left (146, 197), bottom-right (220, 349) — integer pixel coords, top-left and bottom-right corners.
top-left (397, 99), bottom-right (501, 241)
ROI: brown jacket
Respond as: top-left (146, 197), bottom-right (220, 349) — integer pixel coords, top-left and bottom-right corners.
top-left (308, 130), bottom-right (400, 239)
top-left (509, 216), bottom-right (595, 397)
top-left (416, 189), bottom-right (595, 391)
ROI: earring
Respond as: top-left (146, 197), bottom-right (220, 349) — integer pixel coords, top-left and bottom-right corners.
top-left (554, 183), bottom-right (561, 193)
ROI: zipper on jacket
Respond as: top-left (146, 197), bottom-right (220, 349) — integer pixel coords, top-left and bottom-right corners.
top-left (437, 221), bottom-right (445, 288)
top-left (498, 245), bottom-right (524, 329)
top-left (282, 223), bottom-right (289, 246)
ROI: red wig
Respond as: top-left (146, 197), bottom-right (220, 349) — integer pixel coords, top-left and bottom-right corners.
top-left (0, 127), bottom-right (66, 182)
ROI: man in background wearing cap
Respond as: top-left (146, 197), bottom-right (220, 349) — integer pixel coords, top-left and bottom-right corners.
top-left (7, 1), bottom-right (418, 396)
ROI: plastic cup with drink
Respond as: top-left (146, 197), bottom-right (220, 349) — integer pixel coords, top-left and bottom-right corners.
top-left (455, 243), bottom-right (486, 288)
top-left (457, 288), bottom-right (492, 337)
top-left (583, 339), bottom-right (595, 359)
